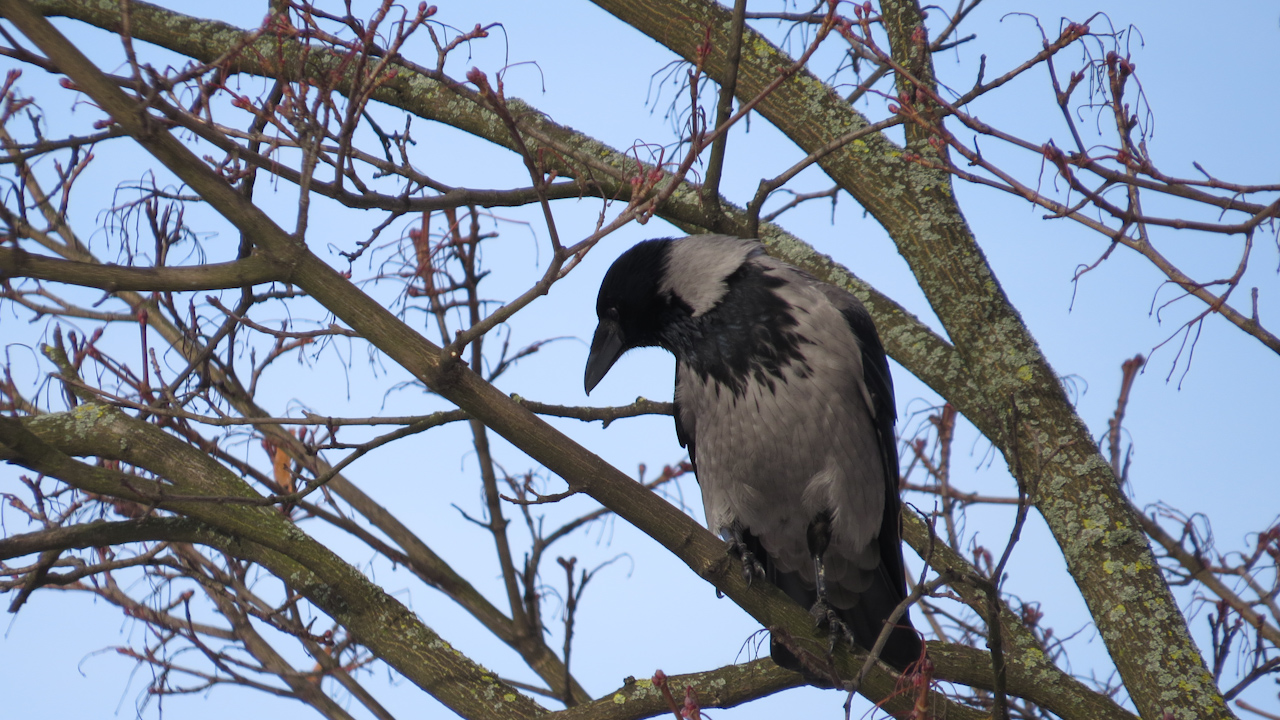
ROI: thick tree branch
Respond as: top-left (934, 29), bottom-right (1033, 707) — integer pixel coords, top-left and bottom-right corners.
top-left (0, 406), bottom-right (546, 720)
top-left (556, 660), bottom-right (800, 720)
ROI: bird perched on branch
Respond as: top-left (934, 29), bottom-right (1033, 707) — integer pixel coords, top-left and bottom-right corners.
top-left (585, 235), bottom-right (921, 677)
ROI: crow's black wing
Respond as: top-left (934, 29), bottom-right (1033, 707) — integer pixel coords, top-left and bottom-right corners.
top-left (817, 283), bottom-right (920, 668)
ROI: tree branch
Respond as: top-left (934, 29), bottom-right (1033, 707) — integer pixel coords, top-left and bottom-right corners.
top-left (0, 246), bottom-right (286, 291)
top-left (556, 659), bottom-right (800, 720)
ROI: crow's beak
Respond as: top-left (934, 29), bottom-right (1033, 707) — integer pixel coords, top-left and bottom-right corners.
top-left (584, 319), bottom-right (625, 394)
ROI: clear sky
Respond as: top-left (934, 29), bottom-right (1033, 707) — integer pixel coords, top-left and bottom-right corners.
top-left (2, 2), bottom-right (1277, 719)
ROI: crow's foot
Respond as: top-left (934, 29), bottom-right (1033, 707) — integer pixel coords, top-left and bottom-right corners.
top-left (725, 535), bottom-right (767, 586)
top-left (810, 596), bottom-right (854, 654)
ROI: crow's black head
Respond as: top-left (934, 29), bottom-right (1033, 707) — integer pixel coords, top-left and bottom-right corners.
top-left (585, 235), bottom-right (779, 394)
top-left (584, 239), bottom-right (685, 393)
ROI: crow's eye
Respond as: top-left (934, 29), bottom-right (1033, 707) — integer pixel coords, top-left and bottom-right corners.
top-left (604, 306), bottom-right (620, 321)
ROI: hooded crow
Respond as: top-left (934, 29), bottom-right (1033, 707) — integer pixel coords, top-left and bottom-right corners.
top-left (585, 235), bottom-right (921, 676)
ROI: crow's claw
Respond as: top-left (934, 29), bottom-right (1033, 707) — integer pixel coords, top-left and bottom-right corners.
top-left (810, 596), bottom-right (854, 654)
top-left (726, 536), bottom-right (767, 586)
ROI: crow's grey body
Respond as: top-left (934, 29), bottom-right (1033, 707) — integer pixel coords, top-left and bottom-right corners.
top-left (585, 235), bottom-right (921, 675)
